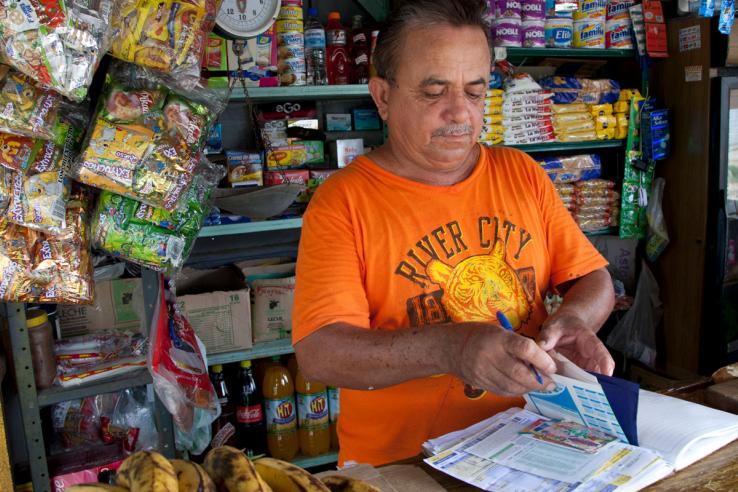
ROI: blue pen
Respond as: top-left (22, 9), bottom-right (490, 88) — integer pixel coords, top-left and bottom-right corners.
top-left (496, 310), bottom-right (544, 385)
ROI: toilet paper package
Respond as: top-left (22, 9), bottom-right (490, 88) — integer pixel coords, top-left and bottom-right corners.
top-left (522, 0), bottom-right (547, 19)
top-left (521, 20), bottom-right (546, 46)
top-left (493, 18), bottom-right (523, 46)
top-left (573, 0), bottom-right (607, 20)
top-left (573, 20), bottom-right (606, 48)
top-left (496, 0), bottom-right (522, 18)
top-left (606, 17), bottom-right (634, 48)
top-left (545, 17), bottom-right (573, 47)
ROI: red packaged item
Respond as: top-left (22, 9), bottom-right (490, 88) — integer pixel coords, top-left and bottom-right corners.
top-left (50, 459), bottom-right (123, 491)
top-left (264, 170), bottom-right (310, 204)
top-left (643, 1), bottom-right (668, 57)
top-left (149, 276), bottom-right (217, 432)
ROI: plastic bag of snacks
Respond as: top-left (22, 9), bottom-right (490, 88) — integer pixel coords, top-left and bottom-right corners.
top-left (5, 123), bottom-right (84, 235)
top-left (74, 62), bottom-right (225, 210)
top-left (0, 0), bottom-right (114, 101)
top-left (110, 0), bottom-right (220, 78)
top-left (539, 76), bottom-right (621, 105)
top-left (91, 157), bottom-right (222, 273)
top-left (0, 65), bottom-right (77, 144)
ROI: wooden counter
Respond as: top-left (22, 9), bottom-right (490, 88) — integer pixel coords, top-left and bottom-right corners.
top-left (394, 439), bottom-right (738, 491)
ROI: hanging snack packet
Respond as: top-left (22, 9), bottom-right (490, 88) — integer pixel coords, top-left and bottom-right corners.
top-left (0, 218), bottom-right (34, 301)
top-left (110, 0), bottom-right (220, 79)
top-left (74, 63), bottom-right (224, 210)
top-left (0, 65), bottom-right (72, 144)
top-left (0, 0), bottom-right (114, 101)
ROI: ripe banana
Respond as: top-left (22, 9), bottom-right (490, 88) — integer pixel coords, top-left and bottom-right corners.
top-left (65, 486), bottom-right (129, 492)
top-left (203, 446), bottom-right (272, 492)
top-left (115, 450), bottom-right (178, 492)
top-left (253, 457), bottom-right (330, 492)
top-left (171, 459), bottom-right (216, 492)
top-left (320, 475), bottom-right (383, 492)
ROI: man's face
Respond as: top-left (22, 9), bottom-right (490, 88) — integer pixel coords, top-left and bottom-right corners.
top-left (382, 25), bottom-right (490, 171)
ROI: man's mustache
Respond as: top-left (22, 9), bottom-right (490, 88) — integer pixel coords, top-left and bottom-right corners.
top-left (432, 124), bottom-right (474, 137)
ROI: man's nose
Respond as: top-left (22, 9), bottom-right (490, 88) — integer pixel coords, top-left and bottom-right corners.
top-left (442, 91), bottom-right (472, 123)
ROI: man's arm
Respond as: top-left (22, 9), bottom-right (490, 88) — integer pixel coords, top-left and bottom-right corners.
top-left (295, 321), bottom-right (557, 396)
top-left (537, 267), bottom-right (616, 375)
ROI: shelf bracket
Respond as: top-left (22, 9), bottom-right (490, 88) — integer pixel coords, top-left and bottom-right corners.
top-left (356, 0), bottom-right (389, 22)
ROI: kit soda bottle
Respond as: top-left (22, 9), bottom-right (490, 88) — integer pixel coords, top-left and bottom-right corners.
top-left (304, 7), bottom-right (327, 85)
top-left (295, 367), bottom-right (330, 456)
top-left (209, 364), bottom-right (238, 448)
top-left (236, 360), bottom-right (267, 457)
top-left (328, 386), bottom-right (340, 450)
top-left (325, 11), bottom-right (349, 85)
top-left (350, 15), bottom-right (369, 84)
top-left (263, 356), bottom-right (299, 460)
top-left (287, 354), bottom-right (299, 383)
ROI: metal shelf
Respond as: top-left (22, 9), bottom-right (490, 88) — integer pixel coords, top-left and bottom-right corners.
top-left (584, 227), bottom-right (618, 237)
top-left (505, 48), bottom-right (636, 59)
top-left (507, 140), bottom-right (625, 153)
top-left (225, 85), bottom-right (370, 102)
top-left (290, 451), bottom-right (339, 469)
top-left (207, 338), bottom-right (294, 366)
top-left (37, 368), bottom-right (152, 408)
top-left (199, 218), bottom-right (303, 237)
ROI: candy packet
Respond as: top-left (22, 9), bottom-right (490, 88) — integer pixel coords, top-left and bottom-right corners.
top-left (74, 62), bottom-right (225, 210)
top-left (91, 157), bottom-right (223, 273)
top-left (0, 0), bottom-right (114, 101)
top-left (110, 0), bottom-right (220, 80)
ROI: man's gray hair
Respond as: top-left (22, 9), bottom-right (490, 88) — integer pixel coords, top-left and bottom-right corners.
top-left (373, 0), bottom-right (491, 84)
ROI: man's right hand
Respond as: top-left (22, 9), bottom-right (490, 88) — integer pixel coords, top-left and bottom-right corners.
top-left (453, 324), bottom-right (557, 396)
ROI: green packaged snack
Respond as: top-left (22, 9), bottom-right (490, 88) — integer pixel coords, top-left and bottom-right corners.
top-left (619, 96), bottom-right (653, 239)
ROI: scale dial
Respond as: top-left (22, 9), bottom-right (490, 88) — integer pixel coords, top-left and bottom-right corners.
top-left (215, 0), bottom-right (281, 39)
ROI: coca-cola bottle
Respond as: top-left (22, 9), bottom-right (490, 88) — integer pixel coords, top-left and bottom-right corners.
top-left (351, 15), bottom-right (369, 84)
top-left (326, 11), bottom-right (349, 85)
top-left (235, 360), bottom-right (267, 456)
top-left (209, 364), bottom-right (238, 449)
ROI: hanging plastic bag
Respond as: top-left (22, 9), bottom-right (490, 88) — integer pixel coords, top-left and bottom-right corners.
top-left (646, 177), bottom-right (669, 262)
top-left (606, 261), bottom-right (661, 367)
top-left (148, 275), bottom-right (217, 435)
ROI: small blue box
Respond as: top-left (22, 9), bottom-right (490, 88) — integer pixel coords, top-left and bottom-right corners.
top-left (352, 108), bottom-right (381, 131)
top-left (326, 114), bottom-right (352, 132)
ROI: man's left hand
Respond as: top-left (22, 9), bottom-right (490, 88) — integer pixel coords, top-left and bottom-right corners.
top-left (537, 310), bottom-right (615, 376)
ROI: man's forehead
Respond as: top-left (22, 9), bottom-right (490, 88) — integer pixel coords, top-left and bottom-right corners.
top-left (420, 76), bottom-right (488, 87)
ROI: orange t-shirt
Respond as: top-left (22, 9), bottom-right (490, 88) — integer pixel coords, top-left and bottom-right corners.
top-left (293, 145), bottom-right (608, 466)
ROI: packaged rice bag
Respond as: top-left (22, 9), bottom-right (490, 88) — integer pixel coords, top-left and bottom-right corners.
top-left (91, 157), bottom-right (223, 273)
top-left (0, 0), bottom-right (114, 101)
top-left (110, 0), bottom-right (220, 79)
top-left (0, 65), bottom-right (74, 143)
top-left (539, 154), bottom-right (602, 183)
top-left (540, 76), bottom-right (620, 104)
top-left (552, 103), bottom-right (589, 114)
top-left (74, 62), bottom-right (225, 210)
top-left (556, 129), bottom-right (597, 142)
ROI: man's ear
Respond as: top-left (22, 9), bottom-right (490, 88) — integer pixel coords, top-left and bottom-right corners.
top-left (368, 77), bottom-right (391, 121)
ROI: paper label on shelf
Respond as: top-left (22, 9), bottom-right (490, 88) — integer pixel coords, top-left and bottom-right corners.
top-left (684, 65), bottom-right (703, 82)
top-left (678, 25), bottom-right (701, 52)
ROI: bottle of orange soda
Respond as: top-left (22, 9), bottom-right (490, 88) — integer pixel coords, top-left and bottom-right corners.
top-left (295, 368), bottom-right (330, 456)
top-left (263, 356), bottom-right (299, 460)
top-left (328, 386), bottom-right (340, 450)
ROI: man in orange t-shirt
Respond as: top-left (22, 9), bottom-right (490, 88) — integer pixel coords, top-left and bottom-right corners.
top-left (293, 0), bottom-right (615, 466)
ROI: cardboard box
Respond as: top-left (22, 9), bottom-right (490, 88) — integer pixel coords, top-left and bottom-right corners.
top-left (266, 141), bottom-right (324, 169)
top-left (59, 278), bottom-right (143, 338)
top-left (352, 108), bottom-right (381, 130)
top-left (202, 33), bottom-right (227, 71)
top-left (331, 139), bottom-right (365, 168)
top-left (252, 277), bottom-right (295, 343)
top-left (264, 170), bottom-right (310, 203)
top-left (308, 169), bottom-right (338, 197)
top-left (226, 150), bottom-right (263, 187)
top-left (588, 235), bottom-right (638, 292)
top-left (176, 266), bottom-right (252, 354)
top-left (326, 113), bottom-right (352, 131)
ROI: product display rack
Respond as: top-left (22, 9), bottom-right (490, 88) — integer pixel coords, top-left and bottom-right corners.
top-left (504, 47), bottom-right (636, 59)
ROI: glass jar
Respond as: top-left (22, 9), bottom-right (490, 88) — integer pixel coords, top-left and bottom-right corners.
top-left (26, 308), bottom-right (56, 389)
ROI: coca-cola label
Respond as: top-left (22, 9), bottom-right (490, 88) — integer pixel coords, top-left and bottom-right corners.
top-left (237, 404), bottom-right (263, 424)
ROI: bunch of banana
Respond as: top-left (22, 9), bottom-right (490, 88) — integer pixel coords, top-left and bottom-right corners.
top-left (66, 486), bottom-right (129, 492)
top-left (320, 476), bottom-right (383, 492)
top-left (253, 457), bottom-right (330, 492)
top-left (171, 459), bottom-right (216, 492)
top-left (203, 445), bottom-right (272, 492)
top-left (115, 451), bottom-right (179, 492)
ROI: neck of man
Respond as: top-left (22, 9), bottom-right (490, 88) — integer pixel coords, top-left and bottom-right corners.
top-left (368, 141), bottom-right (481, 187)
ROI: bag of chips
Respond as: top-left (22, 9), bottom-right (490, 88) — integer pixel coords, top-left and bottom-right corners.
top-left (0, 0), bottom-right (114, 101)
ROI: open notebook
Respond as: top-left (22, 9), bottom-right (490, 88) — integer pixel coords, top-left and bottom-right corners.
top-left (423, 358), bottom-right (738, 491)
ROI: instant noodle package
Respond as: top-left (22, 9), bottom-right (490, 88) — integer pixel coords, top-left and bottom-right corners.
top-left (0, 0), bottom-right (113, 101)
top-left (110, 0), bottom-right (220, 77)
top-left (74, 62), bottom-right (224, 210)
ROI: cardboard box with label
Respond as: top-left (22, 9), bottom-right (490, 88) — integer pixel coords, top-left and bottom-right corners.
top-left (59, 278), bottom-right (144, 338)
top-left (252, 276), bottom-right (295, 343)
top-left (176, 266), bottom-right (252, 354)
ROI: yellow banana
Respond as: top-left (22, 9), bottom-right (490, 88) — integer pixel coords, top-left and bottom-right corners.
top-left (171, 459), bottom-right (216, 492)
top-left (320, 475), bottom-right (383, 492)
top-left (65, 485), bottom-right (129, 492)
top-left (253, 457), bottom-right (330, 492)
top-left (115, 450), bottom-right (178, 492)
top-left (203, 446), bottom-right (272, 492)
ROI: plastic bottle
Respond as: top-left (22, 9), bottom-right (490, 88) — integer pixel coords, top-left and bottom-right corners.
top-left (351, 15), bottom-right (369, 84)
top-left (325, 12), bottom-right (349, 85)
top-left (304, 8), bottom-right (327, 85)
top-left (328, 386), bottom-right (340, 450)
top-left (210, 364), bottom-right (238, 448)
top-left (287, 354), bottom-right (299, 383)
top-left (26, 308), bottom-right (55, 389)
top-left (236, 360), bottom-right (267, 457)
top-left (369, 30), bottom-right (380, 78)
top-left (295, 368), bottom-right (330, 456)
top-left (263, 356), bottom-right (299, 460)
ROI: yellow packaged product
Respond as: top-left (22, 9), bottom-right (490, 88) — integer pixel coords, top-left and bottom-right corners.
top-left (484, 105), bottom-right (503, 116)
top-left (553, 112), bottom-right (592, 124)
top-left (615, 114), bottom-right (629, 139)
top-left (554, 119), bottom-right (596, 133)
top-left (552, 103), bottom-right (589, 114)
top-left (596, 127), bottom-right (616, 140)
top-left (556, 130), bottom-right (597, 142)
top-left (485, 96), bottom-right (503, 106)
top-left (479, 133), bottom-right (504, 144)
top-left (595, 115), bottom-right (617, 131)
top-left (483, 114), bottom-right (504, 125)
top-left (614, 101), bottom-right (629, 114)
top-left (486, 89), bottom-right (504, 97)
top-left (590, 104), bottom-right (613, 117)
top-left (618, 89), bottom-right (642, 101)
top-left (481, 124), bottom-right (505, 135)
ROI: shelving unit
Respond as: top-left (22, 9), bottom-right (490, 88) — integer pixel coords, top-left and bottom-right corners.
top-left (208, 338), bottom-right (294, 366)
top-left (292, 452), bottom-right (340, 469)
top-left (199, 218), bottom-right (303, 238)
top-left (504, 47), bottom-right (636, 59)
top-left (225, 85), bottom-right (370, 102)
top-left (508, 140), bottom-right (625, 154)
